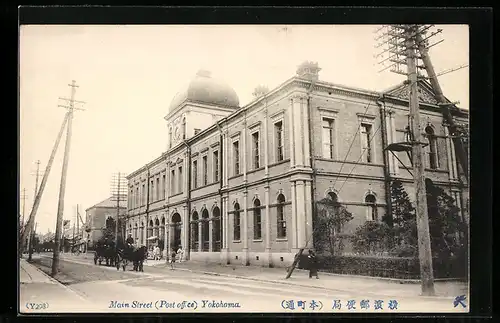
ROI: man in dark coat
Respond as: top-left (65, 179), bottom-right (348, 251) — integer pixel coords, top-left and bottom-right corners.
top-left (308, 249), bottom-right (319, 279)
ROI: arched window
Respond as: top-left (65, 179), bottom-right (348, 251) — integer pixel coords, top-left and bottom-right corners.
top-left (233, 203), bottom-right (241, 241)
top-left (201, 209), bottom-right (209, 251)
top-left (154, 218), bottom-right (160, 238)
top-left (182, 118), bottom-right (186, 140)
top-left (212, 207), bottom-right (221, 252)
top-left (365, 194), bottom-right (377, 221)
top-left (140, 222), bottom-right (144, 245)
top-left (148, 219), bottom-right (154, 239)
top-left (191, 212), bottom-right (199, 251)
top-left (276, 194), bottom-right (286, 238)
top-left (425, 126), bottom-right (439, 169)
top-left (253, 199), bottom-right (262, 240)
top-left (160, 217), bottom-right (165, 250)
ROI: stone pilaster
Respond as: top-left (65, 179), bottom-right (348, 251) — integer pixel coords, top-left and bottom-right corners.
top-left (220, 196), bottom-right (230, 264)
top-left (241, 190), bottom-right (249, 265)
top-left (304, 181), bottom-right (313, 249)
top-left (264, 109), bottom-right (269, 176)
top-left (182, 206), bottom-right (189, 260)
top-left (242, 119), bottom-right (248, 183)
top-left (288, 97), bottom-right (295, 167)
top-left (264, 185), bottom-right (272, 267)
top-left (292, 95), bottom-right (304, 167)
top-left (290, 182), bottom-right (298, 251)
top-left (296, 181), bottom-right (306, 249)
top-left (302, 96), bottom-right (311, 167)
top-left (198, 221), bottom-right (202, 252)
top-left (445, 126), bottom-right (458, 181)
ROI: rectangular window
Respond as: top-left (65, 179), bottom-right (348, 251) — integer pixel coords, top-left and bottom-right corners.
top-left (171, 170), bottom-right (175, 194)
top-left (361, 123), bottom-right (373, 163)
top-left (202, 156), bottom-right (208, 186)
top-left (213, 151), bottom-right (219, 182)
top-left (233, 141), bottom-right (240, 175)
top-left (156, 177), bottom-right (160, 201)
top-left (275, 121), bottom-right (284, 162)
top-left (322, 118), bottom-right (335, 159)
top-left (178, 166), bottom-right (183, 193)
top-left (142, 184), bottom-right (146, 205)
top-left (150, 180), bottom-right (154, 202)
top-left (254, 209), bottom-right (262, 240)
top-left (162, 174), bottom-right (166, 199)
top-left (136, 187), bottom-right (139, 207)
top-left (252, 132), bottom-right (260, 169)
top-left (192, 160), bottom-right (198, 188)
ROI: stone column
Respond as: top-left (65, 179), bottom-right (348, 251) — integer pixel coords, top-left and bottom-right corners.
top-left (164, 217), bottom-right (168, 259)
top-left (221, 196), bottom-right (230, 264)
top-left (242, 119), bottom-right (248, 183)
top-left (182, 206), bottom-right (189, 260)
top-left (264, 109), bottom-right (269, 176)
top-left (165, 162), bottom-right (170, 203)
top-left (290, 182), bottom-right (298, 251)
top-left (208, 216), bottom-right (213, 252)
top-left (296, 181), bottom-right (306, 249)
top-left (292, 95), bottom-right (304, 167)
top-left (198, 221), bottom-right (202, 252)
top-left (241, 190), bottom-right (249, 265)
top-left (288, 97), bottom-right (295, 167)
top-left (264, 185), bottom-right (272, 267)
top-left (304, 181), bottom-right (313, 249)
top-left (302, 96), bottom-right (311, 167)
top-left (223, 133), bottom-right (229, 187)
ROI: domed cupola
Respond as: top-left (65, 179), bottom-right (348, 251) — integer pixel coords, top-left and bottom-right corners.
top-left (169, 69), bottom-right (240, 113)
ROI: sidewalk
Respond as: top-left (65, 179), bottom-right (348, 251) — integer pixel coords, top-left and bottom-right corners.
top-left (152, 260), bottom-right (468, 300)
top-left (19, 258), bottom-right (95, 313)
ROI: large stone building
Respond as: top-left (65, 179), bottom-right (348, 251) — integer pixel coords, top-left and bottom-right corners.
top-left (125, 62), bottom-right (469, 267)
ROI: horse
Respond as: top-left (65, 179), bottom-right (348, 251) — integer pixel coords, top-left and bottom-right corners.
top-left (116, 245), bottom-right (147, 272)
top-left (94, 242), bottom-right (118, 266)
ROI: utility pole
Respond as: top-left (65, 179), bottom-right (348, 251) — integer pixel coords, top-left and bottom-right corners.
top-left (28, 160), bottom-right (43, 261)
top-left (72, 209), bottom-right (76, 252)
top-left (52, 80), bottom-right (86, 277)
top-left (20, 112), bottom-right (71, 249)
top-left (111, 172), bottom-right (128, 250)
top-left (376, 25), bottom-right (436, 296)
top-left (20, 188), bottom-right (28, 255)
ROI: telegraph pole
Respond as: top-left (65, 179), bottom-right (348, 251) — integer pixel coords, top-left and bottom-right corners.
top-left (28, 160), bottom-right (43, 261)
top-left (111, 172), bottom-right (128, 250)
top-left (376, 25), bottom-right (436, 295)
top-left (20, 189), bottom-right (28, 255)
top-left (52, 80), bottom-right (86, 277)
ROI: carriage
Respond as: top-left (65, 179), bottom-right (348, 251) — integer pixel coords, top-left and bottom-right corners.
top-left (93, 242), bottom-right (118, 266)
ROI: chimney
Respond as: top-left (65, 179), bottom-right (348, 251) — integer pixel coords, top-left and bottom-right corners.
top-left (296, 61), bottom-right (321, 81)
top-left (252, 85), bottom-right (270, 99)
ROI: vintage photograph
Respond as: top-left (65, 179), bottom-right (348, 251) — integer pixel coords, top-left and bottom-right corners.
top-left (19, 24), bottom-right (469, 313)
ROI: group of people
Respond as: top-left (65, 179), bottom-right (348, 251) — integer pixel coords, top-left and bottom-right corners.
top-left (125, 234), bottom-right (185, 269)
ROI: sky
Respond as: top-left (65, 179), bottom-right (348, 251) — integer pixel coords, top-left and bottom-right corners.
top-left (19, 25), bottom-right (469, 234)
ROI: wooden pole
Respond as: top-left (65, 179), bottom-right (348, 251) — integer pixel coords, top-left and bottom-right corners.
top-left (52, 81), bottom-right (79, 277)
top-left (20, 113), bottom-right (70, 247)
top-left (28, 160), bottom-right (42, 261)
top-left (406, 27), bottom-right (435, 296)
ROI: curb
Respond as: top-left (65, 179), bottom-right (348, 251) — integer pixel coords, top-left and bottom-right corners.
top-left (158, 265), bottom-right (458, 301)
top-left (23, 259), bottom-right (92, 303)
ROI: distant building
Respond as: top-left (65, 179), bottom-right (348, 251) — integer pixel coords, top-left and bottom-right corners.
top-left (85, 197), bottom-right (127, 248)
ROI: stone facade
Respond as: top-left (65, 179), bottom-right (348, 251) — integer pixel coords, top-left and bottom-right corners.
top-left (85, 197), bottom-right (127, 248)
top-left (125, 63), bottom-right (469, 267)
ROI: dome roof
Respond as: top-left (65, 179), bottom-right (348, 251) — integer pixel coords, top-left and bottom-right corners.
top-left (169, 70), bottom-right (240, 112)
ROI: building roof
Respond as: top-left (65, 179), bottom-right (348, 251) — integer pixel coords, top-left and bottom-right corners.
top-left (169, 69), bottom-right (240, 113)
top-left (86, 196), bottom-right (127, 211)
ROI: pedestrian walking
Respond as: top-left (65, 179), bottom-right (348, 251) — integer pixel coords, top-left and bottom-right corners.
top-left (176, 246), bottom-right (184, 263)
top-left (170, 250), bottom-right (176, 269)
top-left (308, 249), bottom-right (319, 279)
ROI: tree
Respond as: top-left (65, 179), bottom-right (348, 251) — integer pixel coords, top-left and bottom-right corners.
top-left (350, 221), bottom-right (392, 255)
top-left (389, 180), bottom-right (418, 257)
top-left (313, 197), bottom-right (353, 255)
top-left (425, 179), bottom-right (467, 257)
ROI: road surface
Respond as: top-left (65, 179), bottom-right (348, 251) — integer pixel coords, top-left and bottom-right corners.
top-left (22, 253), bottom-right (467, 313)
